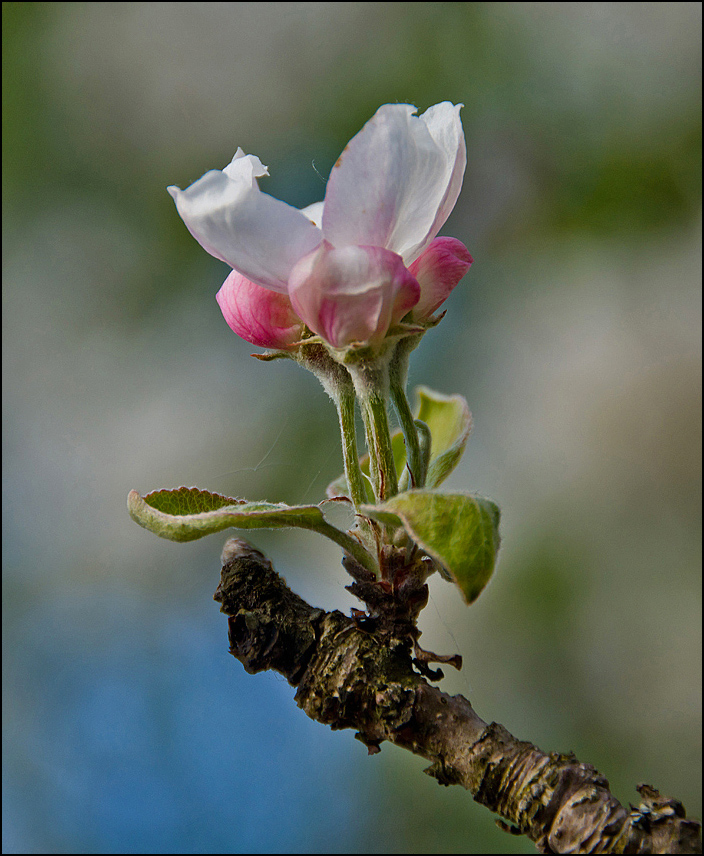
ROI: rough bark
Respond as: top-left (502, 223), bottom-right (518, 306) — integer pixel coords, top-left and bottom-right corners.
top-left (213, 538), bottom-right (701, 855)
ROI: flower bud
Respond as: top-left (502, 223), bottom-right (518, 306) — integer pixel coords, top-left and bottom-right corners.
top-left (216, 269), bottom-right (304, 349)
top-left (408, 237), bottom-right (473, 320)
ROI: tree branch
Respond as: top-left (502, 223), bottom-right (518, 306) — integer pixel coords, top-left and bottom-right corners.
top-left (213, 538), bottom-right (701, 854)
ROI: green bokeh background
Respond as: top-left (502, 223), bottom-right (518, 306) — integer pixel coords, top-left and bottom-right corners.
top-left (3, 3), bottom-right (701, 853)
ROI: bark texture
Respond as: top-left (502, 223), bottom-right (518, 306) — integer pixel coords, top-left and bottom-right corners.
top-left (213, 538), bottom-right (701, 854)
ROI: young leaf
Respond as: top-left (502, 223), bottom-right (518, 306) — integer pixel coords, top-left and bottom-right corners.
top-left (362, 490), bottom-right (500, 604)
top-left (128, 487), bottom-right (379, 575)
top-left (414, 386), bottom-right (472, 488)
top-left (128, 487), bottom-right (328, 542)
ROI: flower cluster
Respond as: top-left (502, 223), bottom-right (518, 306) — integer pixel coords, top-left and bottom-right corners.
top-left (168, 102), bottom-right (472, 352)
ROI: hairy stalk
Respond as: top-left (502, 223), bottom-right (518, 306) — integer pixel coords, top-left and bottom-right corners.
top-left (389, 336), bottom-right (424, 487)
top-left (390, 376), bottom-right (422, 488)
top-left (291, 343), bottom-right (378, 563)
top-left (329, 379), bottom-right (379, 566)
top-left (331, 380), bottom-right (369, 510)
top-left (347, 361), bottom-right (398, 502)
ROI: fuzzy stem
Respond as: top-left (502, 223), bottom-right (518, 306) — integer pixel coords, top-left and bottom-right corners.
top-left (330, 381), bottom-right (369, 510)
top-left (390, 375), bottom-right (422, 488)
top-left (330, 379), bottom-right (379, 564)
top-left (347, 361), bottom-right (398, 502)
top-left (293, 342), bottom-right (370, 509)
top-left (389, 336), bottom-right (426, 488)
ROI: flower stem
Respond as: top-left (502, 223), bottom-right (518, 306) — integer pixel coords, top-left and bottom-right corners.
top-left (347, 361), bottom-right (398, 502)
top-left (389, 336), bottom-right (424, 488)
top-left (331, 381), bottom-right (369, 510)
top-left (294, 342), bottom-right (370, 509)
top-left (390, 376), bottom-right (422, 488)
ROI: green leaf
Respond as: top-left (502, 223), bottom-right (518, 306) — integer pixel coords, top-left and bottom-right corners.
top-left (362, 490), bottom-right (500, 604)
top-left (414, 386), bottom-right (472, 488)
top-left (128, 486), bottom-right (330, 543)
top-left (326, 385), bottom-right (471, 499)
top-left (128, 486), bottom-right (379, 575)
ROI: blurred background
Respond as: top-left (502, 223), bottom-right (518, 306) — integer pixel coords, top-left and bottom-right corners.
top-left (3, 2), bottom-right (701, 852)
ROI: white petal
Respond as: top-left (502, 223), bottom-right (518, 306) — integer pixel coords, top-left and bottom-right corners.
top-left (168, 156), bottom-right (322, 293)
top-left (301, 200), bottom-right (324, 228)
top-left (414, 102), bottom-right (467, 261)
top-left (322, 102), bottom-right (465, 265)
top-left (222, 148), bottom-right (269, 182)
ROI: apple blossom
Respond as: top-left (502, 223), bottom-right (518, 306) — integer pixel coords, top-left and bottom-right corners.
top-left (168, 102), bottom-right (470, 349)
top-left (133, 102), bottom-right (504, 622)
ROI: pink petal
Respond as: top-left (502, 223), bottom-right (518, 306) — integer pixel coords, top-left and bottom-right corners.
top-left (288, 242), bottom-right (420, 349)
top-left (408, 237), bottom-right (473, 319)
top-left (322, 102), bottom-right (465, 265)
top-left (216, 269), bottom-right (305, 349)
top-left (168, 150), bottom-right (322, 293)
